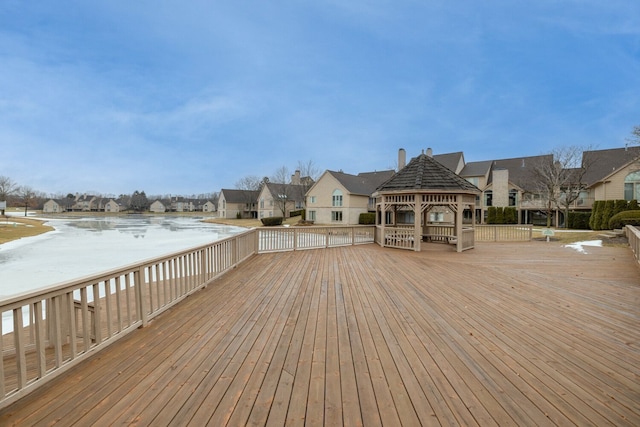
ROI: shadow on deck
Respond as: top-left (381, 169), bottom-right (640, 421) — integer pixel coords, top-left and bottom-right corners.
top-left (1, 241), bottom-right (639, 426)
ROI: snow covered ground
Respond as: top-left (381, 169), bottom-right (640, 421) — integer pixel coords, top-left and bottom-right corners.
top-left (0, 215), bottom-right (245, 298)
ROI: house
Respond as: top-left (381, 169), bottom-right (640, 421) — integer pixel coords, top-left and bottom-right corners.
top-left (582, 146), bottom-right (640, 204)
top-left (150, 200), bottom-right (167, 213)
top-left (43, 199), bottom-right (67, 214)
top-left (483, 155), bottom-right (553, 225)
top-left (257, 183), bottom-right (306, 219)
top-left (218, 189), bottom-right (259, 219)
top-left (101, 199), bottom-right (120, 213)
top-left (305, 169), bottom-right (395, 225)
top-left (71, 194), bottom-right (99, 211)
top-left (169, 197), bottom-right (195, 212)
top-left (199, 200), bottom-right (216, 213)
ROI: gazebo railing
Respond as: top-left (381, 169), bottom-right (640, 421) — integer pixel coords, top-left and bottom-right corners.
top-left (378, 226), bottom-right (415, 250)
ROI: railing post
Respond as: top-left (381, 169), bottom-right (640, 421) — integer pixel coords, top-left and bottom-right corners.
top-left (136, 266), bottom-right (149, 327)
top-left (233, 235), bottom-right (238, 266)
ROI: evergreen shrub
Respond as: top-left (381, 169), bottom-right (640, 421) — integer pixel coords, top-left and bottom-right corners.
top-left (261, 217), bottom-right (283, 226)
top-left (487, 207), bottom-right (497, 224)
top-left (590, 201), bottom-right (602, 230)
top-left (503, 207), bottom-right (517, 224)
top-left (359, 213), bottom-right (376, 225)
top-left (599, 200), bottom-right (615, 230)
top-left (609, 210), bottom-right (640, 229)
top-left (567, 212), bottom-right (591, 229)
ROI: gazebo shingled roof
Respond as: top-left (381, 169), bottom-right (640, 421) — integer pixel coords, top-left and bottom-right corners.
top-left (377, 152), bottom-right (480, 193)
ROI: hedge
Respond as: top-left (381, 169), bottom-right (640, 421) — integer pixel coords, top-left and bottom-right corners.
top-left (486, 206), bottom-right (516, 224)
top-left (487, 207), bottom-right (497, 224)
top-left (261, 217), bottom-right (283, 226)
top-left (359, 212), bottom-right (376, 224)
top-left (567, 212), bottom-right (591, 229)
top-left (608, 210), bottom-right (640, 229)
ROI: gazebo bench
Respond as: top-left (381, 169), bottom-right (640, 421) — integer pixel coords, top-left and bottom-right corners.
top-left (423, 234), bottom-right (456, 244)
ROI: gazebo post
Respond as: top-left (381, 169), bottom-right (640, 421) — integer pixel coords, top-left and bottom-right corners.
top-left (380, 196), bottom-right (385, 248)
top-left (455, 197), bottom-right (463, 252)
top-left (414, 196), bottom-right (421, 251)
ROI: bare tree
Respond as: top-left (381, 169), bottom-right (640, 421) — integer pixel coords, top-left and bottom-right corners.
top-left (267, 166), bottom-right (290, 217)
top-left (235, 175), bottom-right (262, 192)
top-left (296, 159), bottom-right (320, 195)
top-left (17, 186), bottom-right (37, 216)
top-left (627, 125), bottom-right (640, 145)
top-left (0, 176), bottom-right (18, 215)
top-left (234, 175), bottom-right (262, 217)
top-left (532, 145), bottom-right (594, 228)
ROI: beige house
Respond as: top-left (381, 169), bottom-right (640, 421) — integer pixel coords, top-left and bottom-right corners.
top-left (199, 200), bottom-right (216, 213)
top-left (43, 199), bottom-right (67, 213)
top-left (305, 169), bottom-right (395, 225)
top-left (582, 146), bottom-right (640, 203)
top-left (218, 189), bottom-right (258, 219)
top-left (257, 183), bottom-right (306, 219)
top-left (150, 200), bottom-right (167, 213)
top-left (43, 196), bottom-right (119, 213)
top-left (102, 199), bottom-right (120, 213)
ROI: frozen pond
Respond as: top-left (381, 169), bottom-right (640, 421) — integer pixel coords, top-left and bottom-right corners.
top-left (0, 215), bottom-right (246, 299)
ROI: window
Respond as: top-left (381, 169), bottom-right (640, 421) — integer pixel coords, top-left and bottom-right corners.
top-left (429, 212), bottom-right (444, 222)
top-left (260, 198), bottom-right (264, 209)
top-left (484, 190), bottom-right (493, 207)
top-left (331, 211), bottom-right (343, 222)
top-left (467, 177), bottom-right (479, 187)
top-left (308, 210), bottom-right (316, 221)
top-left (309, 196), bottom-right (316, 204)
top-left (509, 189), bottom-right (518, 206)
top-left (332, 189), bottom-right (343, 207)
top-left (624, 171), bottom-right (640, 201)
top-left (398, 211), bottom-right (415, 224)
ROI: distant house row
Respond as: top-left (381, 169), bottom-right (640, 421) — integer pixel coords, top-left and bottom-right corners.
top-left (219, 146), bottom-right (640, 227)
top-left (43, 195), bottom-right (216, 214)
top-left (43, 146), bottom-right (640, 226)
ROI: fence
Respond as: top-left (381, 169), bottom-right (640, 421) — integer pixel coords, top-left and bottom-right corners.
top-left (626, 225), bottom-right (640, 264)
top-left (258, 226), bottom-right (375, 252)
top-left (0, 225), bottom-right (373, 409)
top-left (475, 224), bottom-right (533, 242)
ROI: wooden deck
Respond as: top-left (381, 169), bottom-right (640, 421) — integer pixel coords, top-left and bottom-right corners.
top-left (0, 241), bottom-right (638, 426)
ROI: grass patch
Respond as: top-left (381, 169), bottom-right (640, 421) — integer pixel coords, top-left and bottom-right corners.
top-left (0, 217), bottom-right (54, 245)
top-left (531, 228), bottom-right (626, 246)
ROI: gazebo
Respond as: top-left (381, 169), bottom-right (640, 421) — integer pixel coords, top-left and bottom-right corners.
top-left (373, 150), bottom-right (481, 252)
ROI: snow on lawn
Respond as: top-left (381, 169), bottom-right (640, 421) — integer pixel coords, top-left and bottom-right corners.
top-left (563, 240), bottom-right (603, 254)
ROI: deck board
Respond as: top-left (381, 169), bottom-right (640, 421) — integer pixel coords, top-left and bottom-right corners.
top-left (1, 241), bottom-right (639, 426)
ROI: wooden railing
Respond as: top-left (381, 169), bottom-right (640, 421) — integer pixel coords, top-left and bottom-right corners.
top-left (422, 224), bottom-right (455, 242)
top-left (0, 231), bottom-right (257, 409)
top-left (0, 225), bottom-right (373, 409)
top-left (377, 226), bottom-right (416, 250)
top-left (475, 224), bottom-right (533, 242)
top-left (257, 226), bottom-right (375, 252)
top-left (625, 225), bottom-right (640, 264)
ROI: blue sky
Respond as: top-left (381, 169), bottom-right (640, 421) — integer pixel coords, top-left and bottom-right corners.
top-left (1, 1), bottom-right (639, 197)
